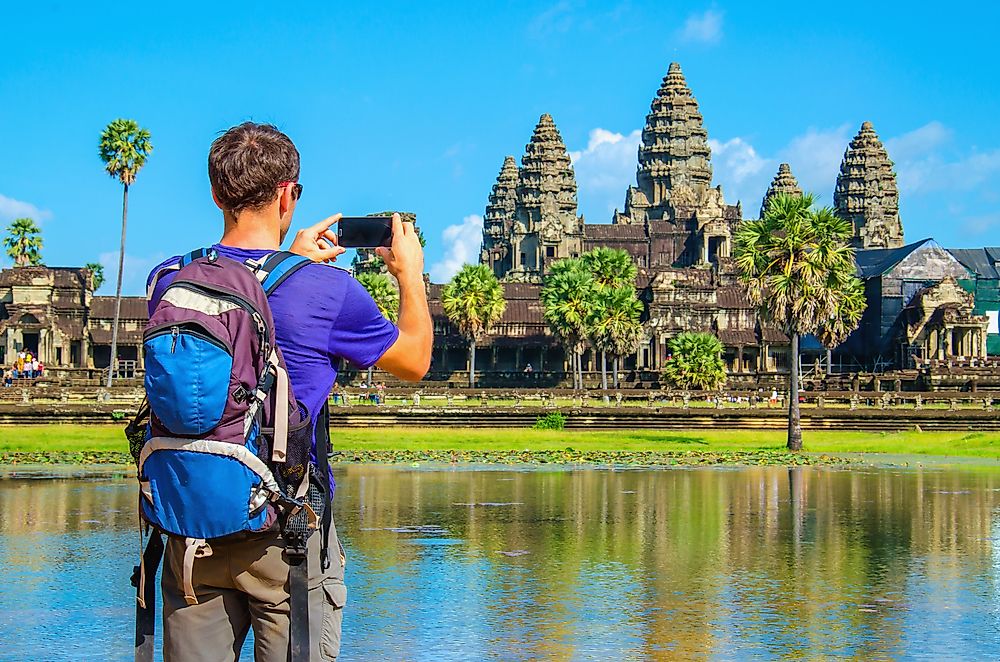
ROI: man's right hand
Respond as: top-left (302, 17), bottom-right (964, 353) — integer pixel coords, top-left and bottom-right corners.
top-left (375, 214), bottom-right (424, 285)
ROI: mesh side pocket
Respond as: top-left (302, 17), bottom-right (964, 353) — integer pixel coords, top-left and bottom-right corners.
top-left (124, 400), bottom-right (150, 466)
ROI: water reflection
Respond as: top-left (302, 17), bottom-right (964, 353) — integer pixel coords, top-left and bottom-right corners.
top-left (1, 465), bottom-right (999, 659)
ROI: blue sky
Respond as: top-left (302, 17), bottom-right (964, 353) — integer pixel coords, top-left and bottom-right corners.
top-left (2, 1), bottom-right (999, 294)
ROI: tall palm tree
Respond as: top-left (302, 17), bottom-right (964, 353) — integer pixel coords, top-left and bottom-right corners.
top-left (442, 264), bottom-right (506, 387)
top-left (4, 218), bottom-right (43, 266)
top-left (541, 258), bottom-right (595, 390)
top-left (590, 286), bottom-right (643, 390)
top-left (357, 271), bottom-right (400, 384)
top-left (580, 247), bottom-right (639, 388)
top-left (734, 193), bottom-right (863, 451)
top-left (99, 118), bottom-right (152, 387)
top-left (662, 332), bottom-right (727, 390)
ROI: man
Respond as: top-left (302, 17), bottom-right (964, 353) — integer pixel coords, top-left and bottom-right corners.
top-left (147, 122), bottom-right (432, 661)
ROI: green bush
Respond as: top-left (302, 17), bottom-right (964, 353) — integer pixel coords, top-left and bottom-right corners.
top-left (534, 412), bottom-right (566, 430)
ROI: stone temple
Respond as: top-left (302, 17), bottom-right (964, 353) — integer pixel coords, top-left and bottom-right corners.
top-left (430, 62), bottom-right (1000, 382)
top-left (1, 62), bottom-right (997, 386)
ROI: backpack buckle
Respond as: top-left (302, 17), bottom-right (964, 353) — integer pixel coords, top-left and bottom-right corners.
top-left (233, 385), bottom-right (249, 404)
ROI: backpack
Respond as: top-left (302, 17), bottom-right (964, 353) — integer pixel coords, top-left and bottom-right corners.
top-left (127, 248), bottom-right (329, 662)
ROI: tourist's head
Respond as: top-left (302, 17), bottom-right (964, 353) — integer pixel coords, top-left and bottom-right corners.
top-left (208, 122), bottom-right (300, 240)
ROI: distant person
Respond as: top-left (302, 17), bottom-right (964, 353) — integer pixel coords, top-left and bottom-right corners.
top-left (376, 381), bottom-right (386, 404)
top-left (523, 363), bottom-right (533, 374)
top-left (331, 382), bottom-right (343, 405)
top-left (31, 357), bottom-right (39, 378)
top-left (3, 368), bottom-right (11, 387)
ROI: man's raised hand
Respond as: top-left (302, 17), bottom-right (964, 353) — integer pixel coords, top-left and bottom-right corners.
top-left (375, 213), bottom-right (424, 285)
top-left (289, 214), bottom-right (346, 263)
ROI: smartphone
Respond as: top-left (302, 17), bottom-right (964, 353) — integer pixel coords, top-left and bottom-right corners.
top-left (337, 216), bottom-right (393, 249)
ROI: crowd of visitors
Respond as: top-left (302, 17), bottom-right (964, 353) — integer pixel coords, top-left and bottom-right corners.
top-left (331, 380), bottom-right (388, 405)
top-left (3, 350), bottom-right (44, 386)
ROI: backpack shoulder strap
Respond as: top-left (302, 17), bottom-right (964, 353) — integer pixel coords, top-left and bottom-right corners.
top-left (146, 248), bottom-right (209, 300)
top-left (247, 251), bottom-right (313, 296)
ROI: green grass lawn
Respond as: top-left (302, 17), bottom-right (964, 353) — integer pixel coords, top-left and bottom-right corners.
top-left (1, 425), bottom-right (999, 459)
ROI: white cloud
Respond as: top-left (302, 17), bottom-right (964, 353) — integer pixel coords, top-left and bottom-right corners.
top-left (429, 214), bottom-right (483, 283)
top-left (708, 137), bottom-right (768, 203)
top-left (677, 9), bottom-right (723, 45)
top-left (98, 251), bottom-right (168, 296)
top-left (884, 122), bottom-right (1000, 196)
top-left (775, 125), bottom-right (853, 200)
top-left (570, 128), bottom-right (642, 200)
top-left (0, 194), bottom-right (52, 224)
top-left (885, 121), bottom-right (952, 161)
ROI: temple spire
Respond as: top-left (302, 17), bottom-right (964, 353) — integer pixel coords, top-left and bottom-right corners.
top-left (834, 121), bottom-right (903, 249)
top-left (481, 156), bottom-right (520, 278)
top-left (637, 62), bottom-right (713, 208)
top-left (516, 113), bottom-right (579, 229)
top-left (759, 163), bottom-right (803, 218)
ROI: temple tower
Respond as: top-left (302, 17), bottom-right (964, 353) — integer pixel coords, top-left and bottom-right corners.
top-left (759, 163), bottom-right (803, 218)
top-left (834, 121), bottom-right (904, 249)
top-left (635, 62), bottom-right (713, 213)
top-left (510, 113), bottom-right (583, 280)
top-left (481, 156), bottom-right (519, 278)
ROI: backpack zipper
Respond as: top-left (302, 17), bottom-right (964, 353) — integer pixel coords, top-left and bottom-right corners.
top-left (165, 280), bottom-right (270, 350)
top-left (145, 324), bottom-right (232, 355)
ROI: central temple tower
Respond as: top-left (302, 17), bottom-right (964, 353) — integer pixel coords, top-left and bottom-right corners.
top-left (635, 62), bottom-right (713, 213)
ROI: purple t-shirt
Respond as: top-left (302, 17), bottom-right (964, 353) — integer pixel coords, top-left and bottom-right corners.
top-left (146, 244), bottom-right (399, 466)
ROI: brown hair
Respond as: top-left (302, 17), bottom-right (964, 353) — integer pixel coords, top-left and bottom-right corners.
top-left (208, 122), bottom-right (300, 214)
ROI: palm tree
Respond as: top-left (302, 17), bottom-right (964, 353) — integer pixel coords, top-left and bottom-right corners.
top-left (580, 246), bottom-right (637, 289)
top-left (734, 193), bottom-right (864, 451)
top-left (662, 332), bottom-right (727, 390)
top-left (99, 118), bottom-right (152, 387)
top-left (816, 277), bottom-right (867, 374)
top-left (84, 262), bottom-right (105, 291)
top-left (590, 286), bottom-right (644, 390)
top-left (442, 264), bottom-right (506, 387)
top-left (541, 258), bottom-right (595, 390)
top-left (357, 271), bottom-right (400, 385)
top-left (4, 218), bottom-right (43, 266)
top-left (580, 247), bottom-right (639, 388)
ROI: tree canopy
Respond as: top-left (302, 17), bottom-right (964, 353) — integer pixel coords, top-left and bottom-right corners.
top-left (4, 218), bottom-right (43, 267)
top-left (84, 262), bottom-right (105, 290)
top-left (98, 118), bottom-right (153, 186)
top-left (356, 271), bottom-right (400, 323)
top-left (662, 332), bottom-right (726, 390)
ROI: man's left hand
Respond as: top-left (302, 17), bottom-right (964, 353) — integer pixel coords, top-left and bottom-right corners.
top-left (290, 214), bottom-right (346, 263)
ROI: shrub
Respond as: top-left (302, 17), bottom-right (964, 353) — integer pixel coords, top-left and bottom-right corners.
top-left (534, 412), bottom-right (566, 430)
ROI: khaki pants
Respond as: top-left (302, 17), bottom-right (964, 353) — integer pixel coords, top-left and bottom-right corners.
top-left (161, 519), bottom-right (346, 661)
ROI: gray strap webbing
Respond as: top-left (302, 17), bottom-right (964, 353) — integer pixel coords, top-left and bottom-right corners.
top-left (134, 532), bottom-right (163, 662)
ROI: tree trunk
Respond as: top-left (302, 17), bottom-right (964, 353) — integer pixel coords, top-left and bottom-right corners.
top-left (601, 350), bottom-right (608, 391)
top-left (107, 183), bottom-right (128, 388)
top-left (613, 356), bottom-right (620, 388)
top-left (826, 348), bottom-right (833, 375)
top-left (468, 339), bottom-right (476, 388)
top-left (578, 351), bottom-right (584, 390)
top-left (787, 332), bottom-right (802, 451)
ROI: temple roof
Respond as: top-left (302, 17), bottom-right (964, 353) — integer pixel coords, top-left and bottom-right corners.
top-left (855, 238), bottom-right (936, 278)
top-left (948, 247), bottom-right (1000, 280)
top-left (90, 296), bottom-right (148, 320)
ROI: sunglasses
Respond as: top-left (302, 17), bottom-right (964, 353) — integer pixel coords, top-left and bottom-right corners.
top-left (277, 181), bottom-right (303, 201)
